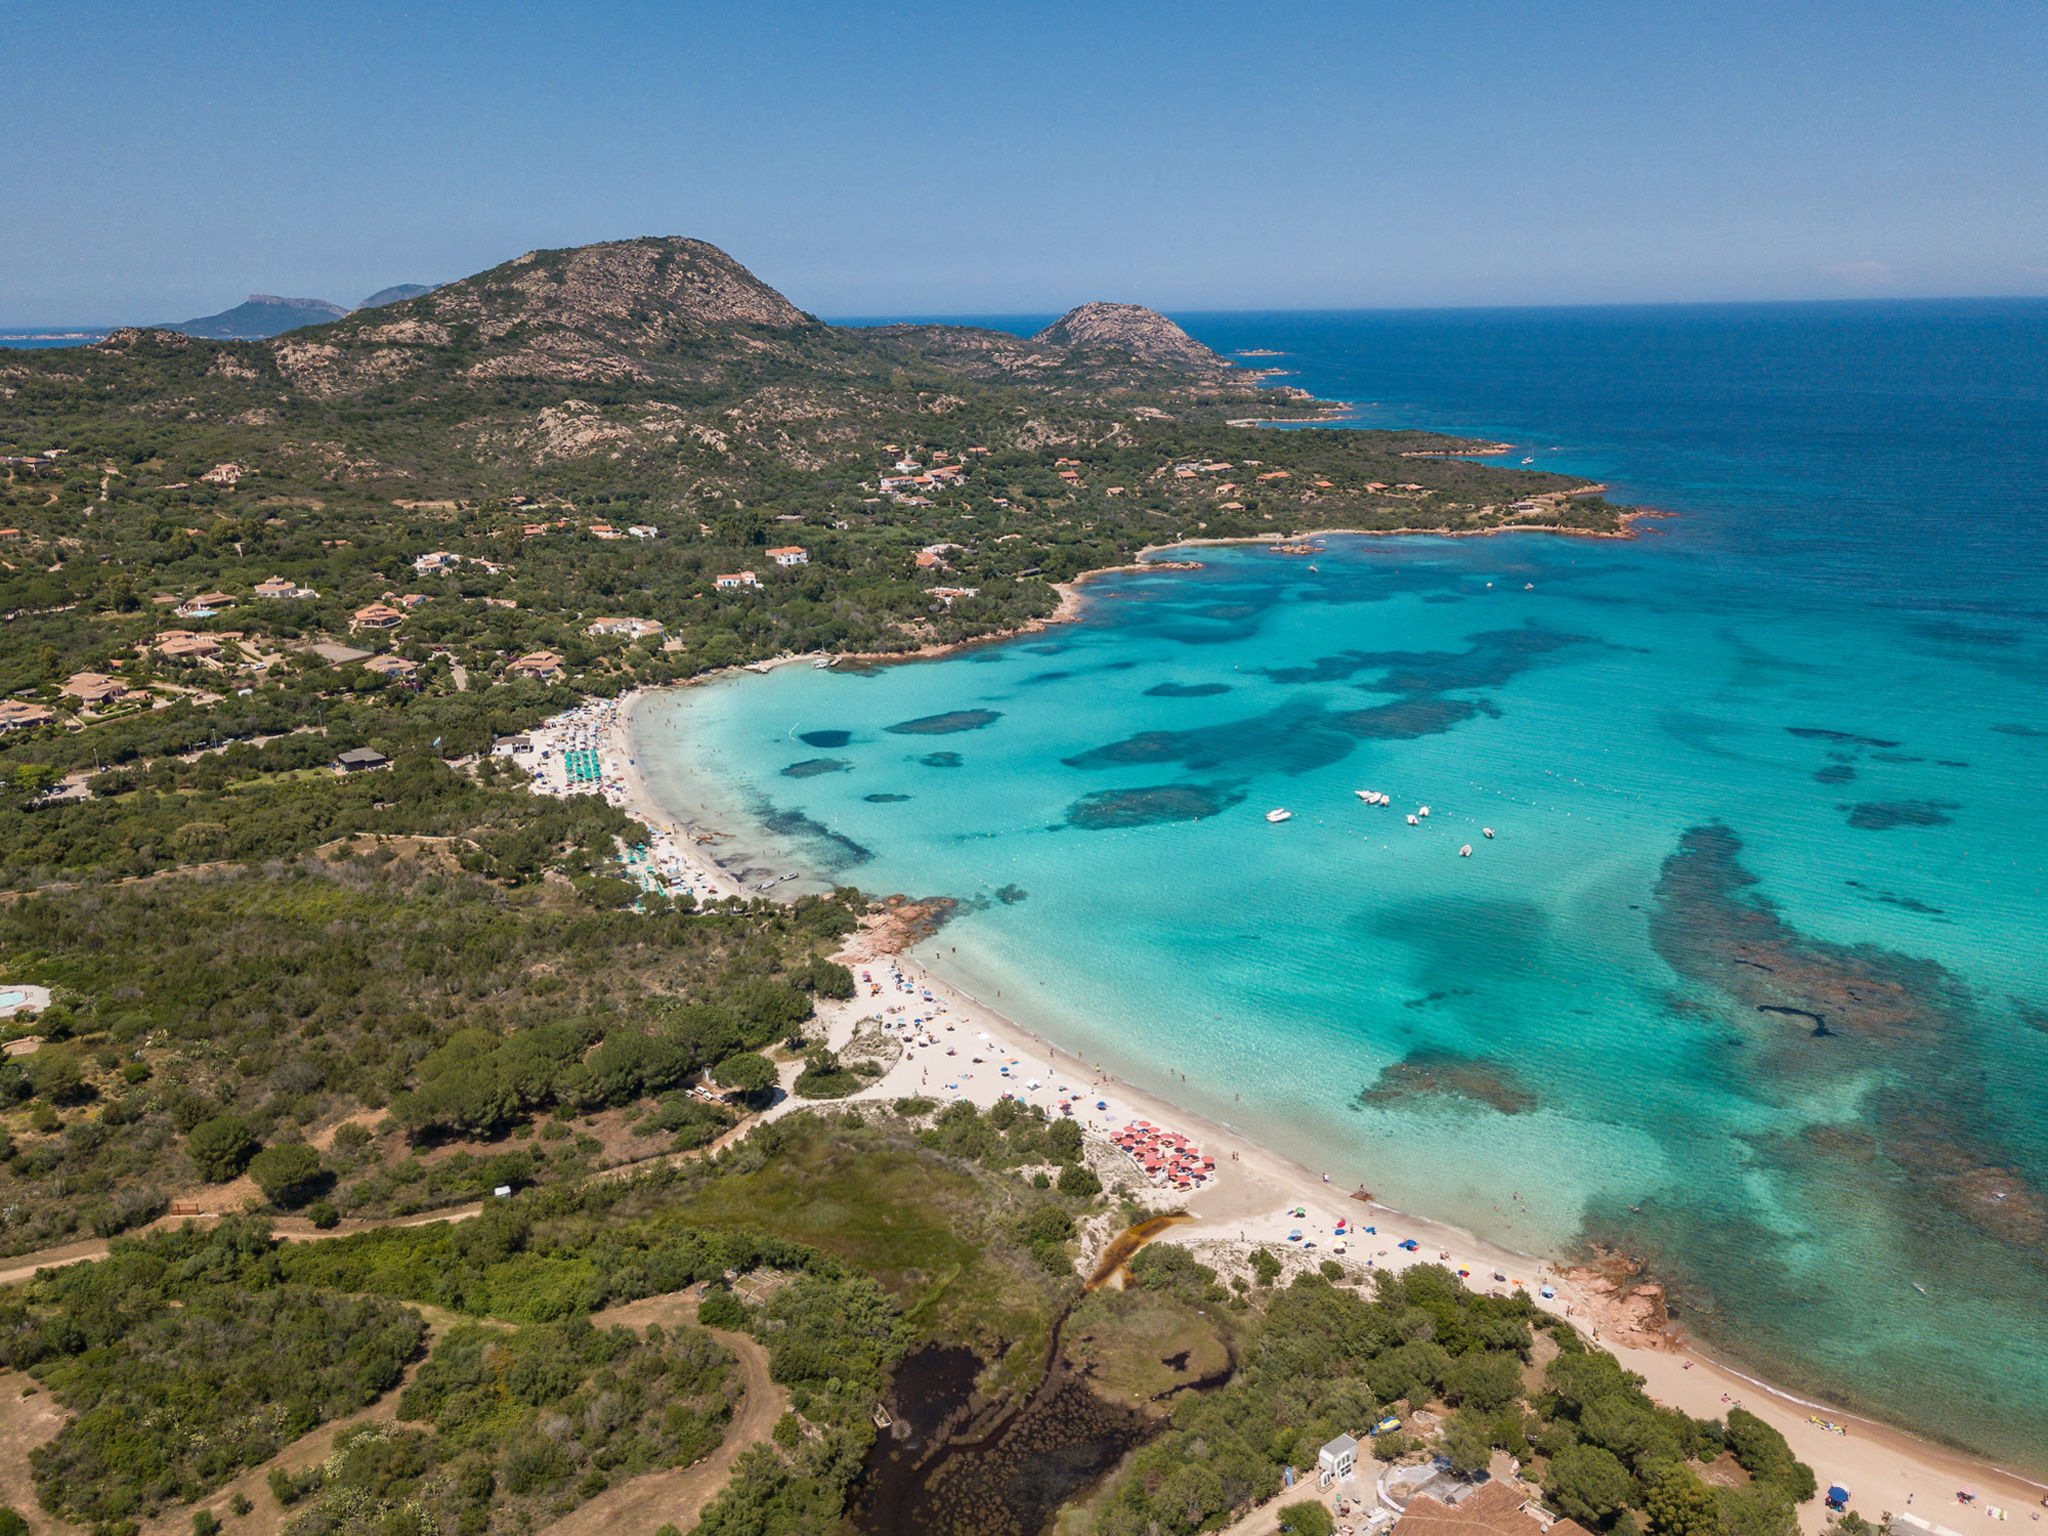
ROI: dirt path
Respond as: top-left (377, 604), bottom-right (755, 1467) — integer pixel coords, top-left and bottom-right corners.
top-left (0, 1203), bottom-right (485, 1289)
top-left (546, 1297), bottom-right (788, 1536)
top-left (0, 1369), bottom-right (70, 1534)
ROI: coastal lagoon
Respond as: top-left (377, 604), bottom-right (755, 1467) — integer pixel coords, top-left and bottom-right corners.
top-left (637, 301), bottom-right (2048, 1469)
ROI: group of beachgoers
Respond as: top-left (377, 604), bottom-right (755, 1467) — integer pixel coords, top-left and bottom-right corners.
top-left (523, 701), bottom-right (725, 906)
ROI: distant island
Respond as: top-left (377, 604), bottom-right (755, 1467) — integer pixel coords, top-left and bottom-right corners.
top-left (149, 280), bottom-right (445, 339)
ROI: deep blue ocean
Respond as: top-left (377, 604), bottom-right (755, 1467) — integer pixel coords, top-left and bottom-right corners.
top-left (658, 300), bottom-right (2048, 1468)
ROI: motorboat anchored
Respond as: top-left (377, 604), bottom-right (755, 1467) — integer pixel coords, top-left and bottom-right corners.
top-left (1266, 808), bottom-right (1293, 823)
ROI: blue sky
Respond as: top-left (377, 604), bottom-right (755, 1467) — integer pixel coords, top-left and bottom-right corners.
top-left (4, 0), bottom-right (2044, 322)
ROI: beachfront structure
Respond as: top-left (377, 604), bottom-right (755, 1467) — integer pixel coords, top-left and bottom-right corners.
top-left (714, 572), bottom-right (761, 590)
top-left (492, 735), bottom-right (533, 756)
top-left (1387, 1477), bottom-right (1589, 1536)
top-left (766, 545), bottom-right (808, 566)
top-left (1317, 1435), bottom-right (1358, 1483)
top-left (352, 602), bottom-right (405, 631)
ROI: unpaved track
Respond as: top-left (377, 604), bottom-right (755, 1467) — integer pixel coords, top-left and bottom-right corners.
top-left (546, 1297), bottom-right (788, 1536)
top-left (0, 1368), bottom-right (69, 1535)
top-left (0, 1203), bottom-right (485, 1289)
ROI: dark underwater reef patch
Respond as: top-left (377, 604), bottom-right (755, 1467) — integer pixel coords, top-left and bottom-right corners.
top-left (886, 709), bottom-right (1002, 735)
top-left (919, 751), bottom-right (963, 768)
top-left (1992, 723), bottom-right (2048, 737)
top-left (1355, 1049), bottom-right (1538, 1116)
top-left (1025, 670), bottom-right (1073, 684)
top-left (1144, 682), bottom-right (1232, 698)
top-left (1063, 781), bottom-right (1247, 830)
top-left (754, 802), bottom-right (872, 871)
top-left (1912, 619), bottom-right (2025, 649)
top-left (1786, 726), bottom-right (1902, 748)
top-left (781, 757), bottom-right (849, 778)
top-left (1844, 799), bottom-right (1959, 830)
top-left (1265, 626), bottom-right (1591, 694)
top-left (1813, 763), bottom-right (1857, 784)
top-left (1333, 696), bottom-right (1488, 738)
top-left (1649, 822), bottom-right (1964, 1043)
top-left (1063, 630), bottom-right (1580, 777)
top-left (1844, 879), bottom-right (1945, 916)
top-left (864, 793), bottom-right (912, 803)
top-left (1650, 822), bottom-right (2048, 1260)
top-left (994, 884), bottom-right (1028, 904)
top-left (798, 729), bottom-right (852, 748)
top-left (2012, 997), bottom-right (2048, 1033)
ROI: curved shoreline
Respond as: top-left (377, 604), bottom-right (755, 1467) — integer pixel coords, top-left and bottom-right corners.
top-left (598, 561), bottom-right (2045, 1515)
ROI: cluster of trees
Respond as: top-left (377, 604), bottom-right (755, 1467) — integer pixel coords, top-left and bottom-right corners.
top-left (1089, 1262), bottom-right (1813, 1536)
top-left (691, 1268), bottom-right (912, 1536)
top-left (0, 845), bottom-right (865, 1254)
top-left (267, 1315), bottom-right (733, 1536)
top-left (0, 1218), bottom-right (427, 1524)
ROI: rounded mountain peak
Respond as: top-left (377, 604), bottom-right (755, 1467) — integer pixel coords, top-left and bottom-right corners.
top-left (427, 236), bottom-right (808, 332)
top-left (1033, 302), bottom-right (1220, 369)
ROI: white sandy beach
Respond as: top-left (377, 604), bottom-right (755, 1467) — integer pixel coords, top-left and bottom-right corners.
top-left (528, 682), bottom-right (2048, 1536)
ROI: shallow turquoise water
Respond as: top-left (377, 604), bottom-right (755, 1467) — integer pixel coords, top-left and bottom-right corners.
top-left (639, 303), bottom-right (2048, 1469)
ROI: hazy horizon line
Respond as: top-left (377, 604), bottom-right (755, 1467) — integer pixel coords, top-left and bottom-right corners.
top-left (7, 289), bottom-right (2046, 338)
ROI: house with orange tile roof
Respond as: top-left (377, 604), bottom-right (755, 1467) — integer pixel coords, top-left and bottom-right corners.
top-left (508, 651), bottom-right (565, 678)
top-left (60, 672), bottom-right (128, 704)
top-left (766, 545), bottom-right (808, 566)
top-left (352, 602), bottom-right (405, 631)
top-left (154, 630), bottom-right (222, 658)
top-left (0, 701), bottom-right (56, 730)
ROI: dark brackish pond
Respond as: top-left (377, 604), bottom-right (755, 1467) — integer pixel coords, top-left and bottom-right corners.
top-left (854, 1342), bottom-right (1156, 1536)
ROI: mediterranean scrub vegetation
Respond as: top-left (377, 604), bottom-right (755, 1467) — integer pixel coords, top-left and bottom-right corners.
top-left (1089, 1259), bottom-right (1814, 1536)
top-left (0, 1218), bottom-right (426, 1524)
top-left (0, 835), bottom-right (863, 1254)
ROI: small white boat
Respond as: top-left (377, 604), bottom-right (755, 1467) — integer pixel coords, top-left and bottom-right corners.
top-left (1418, 806), bottom-right (1430, 818)
top-left (1524, 582), bottom-right (1534, 590)
top-left (1459, 844), bottom-right (1473, 858)
top-left (1522, 457), bottom-right (1534, 464)
top-left (1265, 808), bottom-right (1292, 823)
top-left (1482, 827), bottom-right (1494, 839)
top-left (1407, 814), bottom-right (1419, 826)
top-left (1355, 789), bottom-right (1375, 802)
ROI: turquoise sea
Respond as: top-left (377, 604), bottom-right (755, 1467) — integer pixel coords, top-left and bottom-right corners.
top-left (636, 301), bottom-right (2048, 1470)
